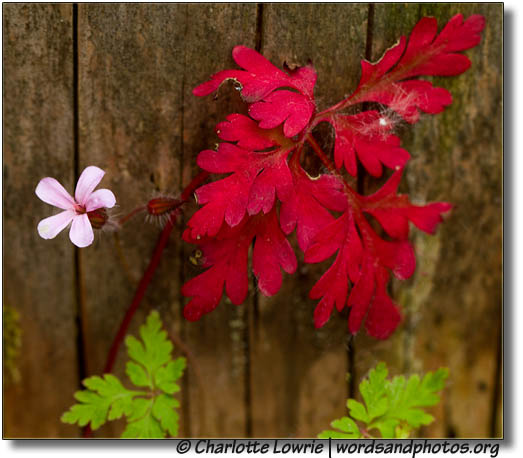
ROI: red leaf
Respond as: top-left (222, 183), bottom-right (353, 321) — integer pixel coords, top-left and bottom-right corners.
top-left (181, 219), bottom-right (251, 321)
top-left (361, 169), bottom-right (453, 238)
top-left (187, 140), bottom-right (293, 238)
top-left (346, 255), bottom-right (376, 334)
top-left (183, 14), bottom-right (482, 337)
top-left (348, 14), bottom-right (485, 121)
top-left (307, 212), bottom-right (362, 328)
top-left (193, 46), bottom-right (317, 137)
top-left (182, 210), bottom-right (296, 320)
top-left (362, 267), bottom-right (401, 339)
top-left (304, 172), bottom-right (451, 337)
top-left (321, 14), bottom-right (485, 179)
top-left (249, 90), bottom-right (316, 137)
top-left (327, 111), bottom-right (410, 176)
top-left (216, 114), bottom-right (282, 150)
top-left (252, 209), bottom-right (297, 296)
top-left (280, 167), bottom-right (346, 251)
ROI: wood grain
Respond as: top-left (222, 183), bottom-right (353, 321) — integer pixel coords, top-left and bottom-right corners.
top-left (409, 3), bottom-right (503, 438)
top-left (3, 3), bottom-right (79, 438)
top-left (349, 2), bottom-right (423, 410)
top-left (252, 4), bottom-right (369, 438)
top-left (179, 3), bottom-right (259, 437)
top-left (77, 3), bottom-right (188, 437)
top-left (77, 3), bottom-right (259, 437)
top-left (363, 3), bottom-right (503, 438)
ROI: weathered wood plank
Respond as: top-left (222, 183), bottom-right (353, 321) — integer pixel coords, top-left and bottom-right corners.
top-left (252, 3), bottom-right (369, 438)
top-left (349, 0), bottom-right (422, 430)
top-left (410, 3), bottom-right (502, 438)
top-left (3, 3), bottom-right (79, 438)
top-left (77, 3), bottom-right (188, 437)
top-left (78, 3), bottom-right (259, 437)
top-left (364, 3), bottom-right (502, 438)
top-left (179, 3), bottom-right (259, 437)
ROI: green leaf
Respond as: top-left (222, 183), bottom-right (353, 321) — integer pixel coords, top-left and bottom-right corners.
top-left (122, 415), bottom-right (165, 438)
top-left (319, 363), bottom-right (448, 439)
top-left (331, 417), bottom-right (359, 433)
top-left (61, 375), bottom-right (141, 430)
top-left (122, 398), bottom-right (165, 439)
top-left (126, 361), bottom-right (151, 388)
top-left (395, 423), bottom-right (413, 439)
top-left (318, 415), bottom-right (362, 438)
top-left (359, 363), bottom-right (388, 421)
top-left (347, 399), bottom-right (369, 423)
top-left (152, 394), bottom-right (180, 437)
top-left (154, 358), bottom-right (186, 394)
top-left (381, 367), bottom-right (449, 429)
top-left (370, 417), bottom-right (399, 439)
top-left (127, 398), bottom-right (152, 422)
top-left (418, 368), bottom-right (449, 405)
top-left (61, 311), bottom-right (186, 438)
top-left (318, 429), bottom-right (362, 439)
top-left (125, 311), bottom-right (173, 379)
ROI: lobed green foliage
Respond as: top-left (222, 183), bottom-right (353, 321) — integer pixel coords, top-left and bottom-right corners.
top-left (318, 362), bottom-right (448, 439)
top-left (61, 311), bottom-right (185, 438)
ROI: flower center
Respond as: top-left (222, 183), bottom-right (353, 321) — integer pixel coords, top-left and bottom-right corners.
top-left (74, 204), bottom-right (87, 215)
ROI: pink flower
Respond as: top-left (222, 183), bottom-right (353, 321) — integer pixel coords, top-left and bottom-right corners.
top-left (35, 166), bottom-right (116, 248)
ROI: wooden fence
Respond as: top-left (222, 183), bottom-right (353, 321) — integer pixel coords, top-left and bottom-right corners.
top-left (3, 3), bottom-right (502, 438)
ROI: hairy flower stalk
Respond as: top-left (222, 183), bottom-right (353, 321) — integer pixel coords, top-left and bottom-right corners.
top-left (103, 171), bottom-right (209, 375)
top-left (84, 170), bottom-right (210, 436)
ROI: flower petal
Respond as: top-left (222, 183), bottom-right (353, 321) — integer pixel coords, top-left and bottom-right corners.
top-left (69, 214), bottom-right (94, 248)
top-left (85, 189), bottom-right (116, 212)
top-left (37, 210), bottom-right (75, 239)
top-left (75, 166), bottom-right (105, 205)
top-left (35, 177), bottom-right (75, 210)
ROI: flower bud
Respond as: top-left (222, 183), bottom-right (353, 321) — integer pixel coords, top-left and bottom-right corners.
top-left (147, 197), bottom-right (182, 216)
top-left (87, 208), bottom-right (108, 229)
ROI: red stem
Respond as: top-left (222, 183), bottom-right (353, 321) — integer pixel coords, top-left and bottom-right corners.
top-left (118, 206), bottom-right (146, 226)
top-left (83, 171), bottom-right (209, 438)
top-left (103, 209), bottom-right (177, 373)
top-left (180, 170), bottom-right (209, 202)
top-left (305, 133), bottom-right (360, 207)
top-left (103, 170), bottom-right (209, 374)
top-left (101, 94), bottom-right (353, 380)
top-left (305, 133), bottom-right (337, 173)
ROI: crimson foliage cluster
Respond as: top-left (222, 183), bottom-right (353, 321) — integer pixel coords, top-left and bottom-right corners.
top-left (181, 14), bottom-right (485, 339)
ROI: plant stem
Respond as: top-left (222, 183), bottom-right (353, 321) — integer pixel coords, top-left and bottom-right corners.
top-left (103, 170), bottom-right (209, 375)
top-left (305, 133), bottom-right (337, 174)
top-left (180, 170), bottom-right (210, 202)
top-left (118, 206), bottom-right (146, 226)
top-left (103, 209), bottom-right (177, 373)
top-left (305, 133), bottom-right (360, 207)
top-left (84, 171), bottom-right (209, 437)
top-left (112, 232), bottom-right (139, 285)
